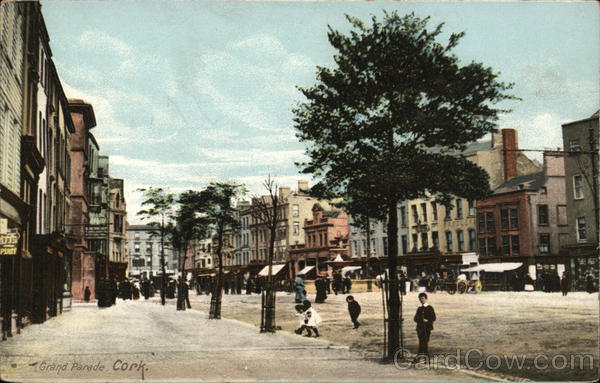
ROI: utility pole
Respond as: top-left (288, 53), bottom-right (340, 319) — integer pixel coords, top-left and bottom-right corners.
top-left (160, 214), bottom-right (167, 306)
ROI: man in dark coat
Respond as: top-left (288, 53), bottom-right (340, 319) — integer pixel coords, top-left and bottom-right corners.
top-left (586, 274), bottom-right (595, 294)
top-left (245, 277), bottom-right (253, 295)
top-left (332, 271), bottom-right (342, 295)
top-left (346, 295), bottom-right (361, 329)
top-left (84, 286), bottom-right (91, 302)
top-left (560, 273), bottom-right (570, 296)
top-left (414, 292), bottom-right (436, 360)
top-left (315, 276), bottom-right (327, 303)
top-left (343, 275), bottom-right (352, 294)
top-left (110, 279), bottom-right (118, 305)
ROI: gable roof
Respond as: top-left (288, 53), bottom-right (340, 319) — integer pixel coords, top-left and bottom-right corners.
top-left (493, 171), bottom-right (546, 194)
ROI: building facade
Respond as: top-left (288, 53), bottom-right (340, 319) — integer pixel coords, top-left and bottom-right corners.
top-left (108, 178), bottom-right (127, 281)
top-left (127, 225), bottom-right (176, 279)
top-left (477, 152), bottom-right (569, 281)
top-left (68, 99), bottom-right (97, 301)
top-left (289, 203), bottom-right (349, 277)
top-left (561, 111), bottom-right (599, 289)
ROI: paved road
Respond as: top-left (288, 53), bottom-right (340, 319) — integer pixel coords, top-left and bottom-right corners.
top-left (0, 300), bottom-right (487, 382)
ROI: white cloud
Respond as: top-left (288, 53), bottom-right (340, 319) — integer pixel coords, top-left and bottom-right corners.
top-left (499, 112), bottom-right (566, 161)
top-left (198, 148), bottom-right (305, 165)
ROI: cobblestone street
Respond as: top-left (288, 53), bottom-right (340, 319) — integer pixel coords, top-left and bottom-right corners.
top-left (0, 300), bottom-right (484, 382)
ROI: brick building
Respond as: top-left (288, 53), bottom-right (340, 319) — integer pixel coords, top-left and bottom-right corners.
top-left (289, 203), bottom-right (349, 277)
top-left (477, 152), bottom-right (569, 282)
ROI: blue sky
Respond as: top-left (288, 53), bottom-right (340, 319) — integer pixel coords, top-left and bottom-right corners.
top-left (42, 1), bottom-right (599, 223)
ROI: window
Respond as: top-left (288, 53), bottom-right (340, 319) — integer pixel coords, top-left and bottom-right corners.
top-left (486, 212), bottom-right (495, 232)
top-left (351, 241), bottom-right (357, 257)
top-left (421, 203), bottom-right (428, 222)
top-left (577, 216), bottom-right (587, 241)
top-left (569, 138), bottom-right (581, 152)
top-left (479, 238), bottom-right (486, 255)
top-left (539, 234), bottom-right (550, 253)
top-left (478, 213), bottom-right (485, 233)
top-left (411, 234), bottom-right (418, 251)
top-left (362, 240), bottom-right (367, 256)
top-left (421, 232), bottom-right (428, 250)
top-left (501, 209), bottom-right (509, 230)
top-left (431, 202), bottom-right (438, 221)
top-left (400, 206), bottom-right (407, 227)
top-left (487, 237), bottom-right (496, 255)
top-left (502, 235), bottom-right (510, 255)
top-left (573, 175), bottom-right (584, 199)
top-left (293, 221), bottom-right (300, 235)
top-left (511, 235), bottom-right (520, 255)
top-left (382, 237), bottom-right (388, 255)
top-left (457, 230), bottom-right (465, 251)
top-left (401, 235), bottom-right (408, 255)
top-left (411, 205), bottom-right (419, 223)
top-left (538, 205), bottom-right (549, 225)
top-left (432, 231), bottom-right (439, 249)
top-left (445, 204), bottom-right (452, 220)
top-left (468, 200), bottom-right (476, 216)
top-left (557, 205), bottom-right (567, 226)
top-left (456, 199), bottom-right (463, 219)
top-left (292, 204), bottom-right (299, 217)
top-left (445, 231), bottom-right (453, 252)
top-left (468, 229), bottom-right (476, 251)
top-left (510, 208), bottom-right (519, 229)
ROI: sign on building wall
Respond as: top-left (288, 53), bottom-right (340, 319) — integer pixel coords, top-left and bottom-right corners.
top-left (0, 230), bottom-right (20, 255)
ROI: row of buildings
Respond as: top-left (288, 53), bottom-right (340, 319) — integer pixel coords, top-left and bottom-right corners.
top-left (129, 122), bottom-right (597, 291)
top-left (0, 2), bottom-right (128, 340)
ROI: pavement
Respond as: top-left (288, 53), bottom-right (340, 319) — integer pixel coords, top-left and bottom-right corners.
top-left (0, 299), bottom-right (491, 382)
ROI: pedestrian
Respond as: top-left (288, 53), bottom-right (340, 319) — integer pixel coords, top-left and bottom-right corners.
top-left (326, 276), bottom-right (332, 294)
top-left (586, 274), bottom-right (595, 294)
top-left (315, 276), bottom-right (327, 303)
top-left (302, 300), bottom-right (322, 337)
top-left (343, 275), bottom-right (352, 294)
top-left (294, 274), bottom-right (306, 303)
top-left (399, 273), bottom-right (407, 296)
top-left (414, 292), bottom-right (436, 361)
top-left (524, 273), bottom-right (534, 292)
top-left (346, 295), bottom-right (361, 329)
top-left (84, 286), bottom-right (91, 302)
top-left (560, 272), bottom-right (570, 296)
top-left (293, 304), bottom-right (309, 335)
top-left (332, 271), bottom-right (342, 295)
top-left (245, 277), bottom-right (253, 295)
top-left (132, 282), bottom-right (140, 300)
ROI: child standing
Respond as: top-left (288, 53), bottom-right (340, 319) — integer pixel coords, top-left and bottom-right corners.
top-left (294, 304), bottom-right (308, 335)
top-left (346, 295), bottom-right (361, 329)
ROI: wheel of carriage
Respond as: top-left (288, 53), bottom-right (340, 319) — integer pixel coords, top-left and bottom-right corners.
top-left (457, 281), bottom-right (467, 294)
top-left (474, 280), bottom-right (483, 293)
top-left (447, 283), bottom-right (457, 295)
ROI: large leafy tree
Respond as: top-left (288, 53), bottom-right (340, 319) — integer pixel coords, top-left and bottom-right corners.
top-left (293, 12), bottom-right (517, 359)
top-left (183, 182), bottom-right (246, 319)
top-left (137, 187), bottom-right (176, 306)
top-left (168, 191), bottom-right (212, 311)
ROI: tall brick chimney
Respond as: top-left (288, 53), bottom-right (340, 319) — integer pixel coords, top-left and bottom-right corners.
top-left (502, 128), bottom-right (518, 182)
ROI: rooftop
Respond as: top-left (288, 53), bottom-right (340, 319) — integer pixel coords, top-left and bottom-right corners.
top-left (494, 171), bottom-right (546, 194)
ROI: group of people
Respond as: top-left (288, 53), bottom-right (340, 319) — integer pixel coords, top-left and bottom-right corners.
top-left (293, 295), bottom-right (363, 338)
top-left (195, 274), bottom-right (266, 296)
top-left (295, 272), bottom-right (355, 305)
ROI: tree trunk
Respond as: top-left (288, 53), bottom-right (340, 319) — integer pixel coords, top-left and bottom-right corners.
top-left (365, 217), bottom-right (371, 278)
top-left (262, 224), bottom-right (277, 332)
top-left (177, 242), bottom-right (187, 311)
top-left (160, 215), bottom-right (166, 306)
top-left (386, 201), bottom-right (402, 360)
top-left (210, 226), bottom-right (224, 319)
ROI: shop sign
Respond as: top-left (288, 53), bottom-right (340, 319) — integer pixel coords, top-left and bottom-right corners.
top-left (0, 230), bottom-right (20, 255)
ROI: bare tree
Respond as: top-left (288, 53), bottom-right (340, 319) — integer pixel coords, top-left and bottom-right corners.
top-left (251, 176), bottom-right (281, 332)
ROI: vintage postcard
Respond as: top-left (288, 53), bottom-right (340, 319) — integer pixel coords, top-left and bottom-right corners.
top-left (0, 0), bottom-right (598, 382)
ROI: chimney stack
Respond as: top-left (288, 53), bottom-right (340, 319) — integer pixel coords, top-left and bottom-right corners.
top-left (502, 128), bottom-right (518, 182)
top-left (298, 180), bottom-right (309, 192)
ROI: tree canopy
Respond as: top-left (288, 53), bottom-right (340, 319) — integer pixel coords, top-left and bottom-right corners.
top-left (294, 11), bottom-right (518, 210)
